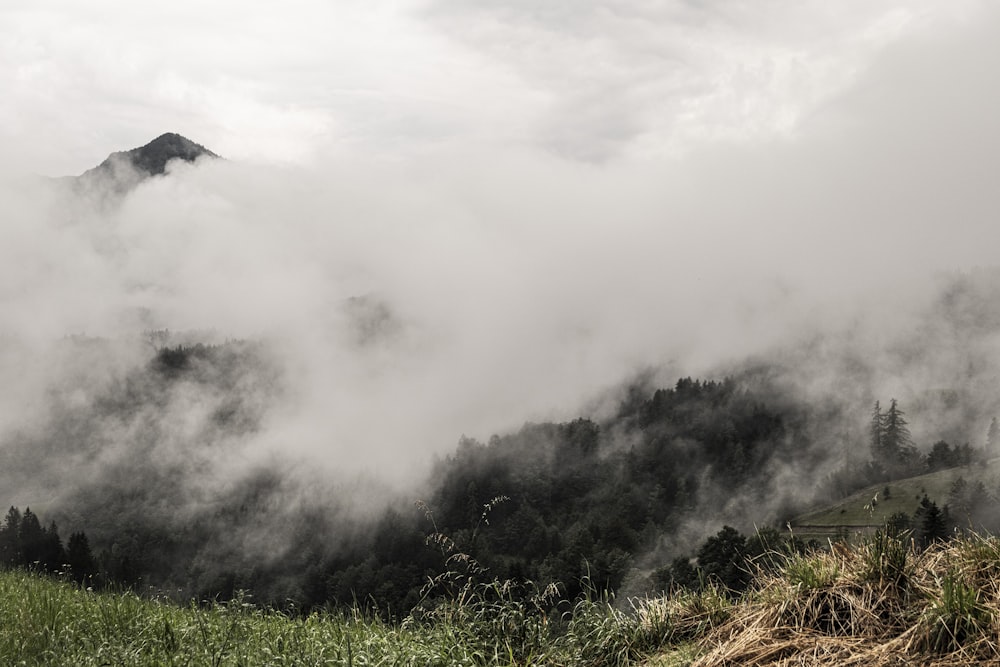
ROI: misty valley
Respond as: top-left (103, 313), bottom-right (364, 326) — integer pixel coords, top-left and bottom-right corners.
top-left (7, 267), bottom-right (1000, 620)
top-left (8, 1), bottom-right (1000, 661)
top-left (6, 131), bottom-right (1000, 665)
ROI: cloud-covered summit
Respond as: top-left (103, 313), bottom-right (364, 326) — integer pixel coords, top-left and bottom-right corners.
top-left (106, 133), bottom-right (218, 176)
top-left (74, 132), bottom-right (219, 193)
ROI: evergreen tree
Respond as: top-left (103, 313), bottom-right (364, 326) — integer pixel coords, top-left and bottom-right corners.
top-left (967, 481), bottom-right (991, 530)
top-left (3, 506), bottom-right (21, 533)
top-left (696, 525), bottom-right (749, 593)
top-left (948, 477), bottom-right (970, 522)
top-left (870, 400), bottom-right (884, 462)
top-left (40, 521), bottom-right (67, 572)
top-left (988, 417), bottom-right (1000, 456)
top-left (871, 398), bottom-right (916, 471)
top-left (0, 507), bottom-right (21, 566)
top-left (882, 398), bottom-right (914, 465)
top-left (655, 556), bottom-right (699, 591)
top-left (913, 496), bottom-right (948, 549)
top-left (927, 440), bottom-right (957, 471)
top-left (67, 532), bottom-right (97, 584)
top-left (19, 508), bottom-right (44, 566)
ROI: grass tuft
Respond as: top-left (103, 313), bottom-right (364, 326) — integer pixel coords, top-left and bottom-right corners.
top-left (909, 569), bottom-right (992, 656)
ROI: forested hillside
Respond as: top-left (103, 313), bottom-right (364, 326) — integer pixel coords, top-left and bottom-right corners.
top-left (5, 270), bottom-right (1000, 616)
top-left (1, 347), bottom-right (811, 612)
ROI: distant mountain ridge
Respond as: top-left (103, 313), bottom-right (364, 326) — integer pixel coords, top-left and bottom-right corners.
top-left (74, 132), bottom-right (219, 193)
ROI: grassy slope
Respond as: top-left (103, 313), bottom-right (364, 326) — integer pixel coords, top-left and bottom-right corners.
top-left (0, 570), bottom-right (504, 666)
top-left (789, 458), bottom-right (1000, 541)
top-left (9, 532), bottom-right (1000, 667)
top-left (0, 569), bottom-right (689, 666)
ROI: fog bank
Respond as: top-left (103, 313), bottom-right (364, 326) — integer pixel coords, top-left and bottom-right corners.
top-left (2, 5), bottom-right (1000, 491)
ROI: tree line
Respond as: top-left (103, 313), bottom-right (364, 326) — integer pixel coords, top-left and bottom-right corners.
top-left (0, 507), bottom-right (96, 584)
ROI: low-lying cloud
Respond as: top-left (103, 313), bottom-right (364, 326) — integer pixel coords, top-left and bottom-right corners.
top-left (2, 5), bottom-right (1000, 496)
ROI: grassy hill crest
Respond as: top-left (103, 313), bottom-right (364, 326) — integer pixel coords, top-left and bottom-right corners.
top-left (791, 457), bottom-right (1000, 543)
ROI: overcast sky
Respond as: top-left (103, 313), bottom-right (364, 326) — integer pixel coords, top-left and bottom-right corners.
top-left (3, 1), bottom-right (1000, 479)
top-left (0, 1), bottom-right (988, 172)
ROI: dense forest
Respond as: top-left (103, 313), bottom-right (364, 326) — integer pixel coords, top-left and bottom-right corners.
top-left (3, 337), bottom-right (999, 616)
top-left (5, 271), bottom-right (1000, 615)
top-left (0, 338), bottom-right (809, 610)
top-left (4, 346), bottom-right (808, 611)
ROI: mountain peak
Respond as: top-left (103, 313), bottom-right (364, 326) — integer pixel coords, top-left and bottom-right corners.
top-left (77, 132), bottom-right (219, 185)
top-left (115, 132), bottom-right (219, 177)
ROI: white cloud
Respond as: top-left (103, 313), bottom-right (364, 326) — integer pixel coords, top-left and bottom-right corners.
top-left (1, 1), bottom-right (1000, 484)
top-left (2, 0), bottom-right (984, 173)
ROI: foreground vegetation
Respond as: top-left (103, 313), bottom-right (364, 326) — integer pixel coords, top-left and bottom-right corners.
top-left (677, 530), bottom-right (1000, 665)
top-left (10, 531), bottom-right (1000, 665)
top-left (0, 567), bottom-right (694, 666)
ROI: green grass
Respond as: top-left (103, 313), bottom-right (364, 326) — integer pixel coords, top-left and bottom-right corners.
top-left (638, 644), bottom-right (700, 666)
top-left (790, 458), bottom-right (1000, 541)
top-left (12, 534), bottom-right (1000, 666)
top-left (0, 569), bottom-right (514, 666)
top-left (0, 569), bottom-right (714, 666)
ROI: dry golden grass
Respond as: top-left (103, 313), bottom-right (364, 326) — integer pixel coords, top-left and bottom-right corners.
top-left (682, 533), bottom-right (1000, 666)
